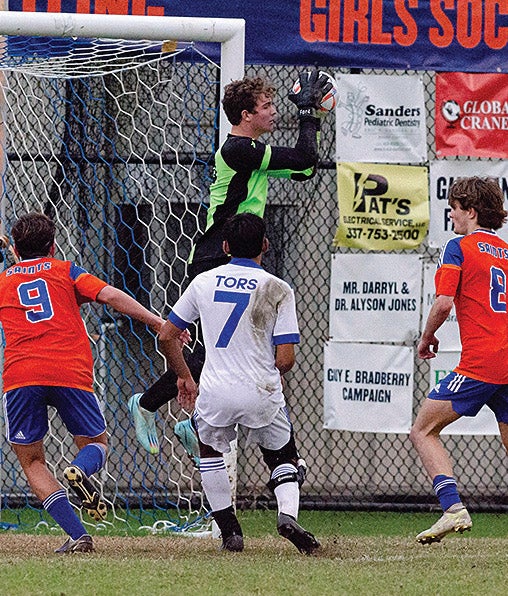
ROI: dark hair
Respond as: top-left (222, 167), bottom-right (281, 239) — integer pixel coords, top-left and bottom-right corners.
top-left (222, 76), bottom-right (275, 126)
top-left (448, 176), bottom-right (507, 230)
top-left (12, 212), bottom-right (55, 259)
top-left (223, 213), bottom-right (266, 258)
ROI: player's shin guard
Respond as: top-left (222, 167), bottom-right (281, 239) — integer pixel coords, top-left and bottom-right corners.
top-left (200, 457), bottom-right (233, 512)
top-left (43, 489), bottom-right (87, 540)
top-left (433, 475), bottom-right (462, 512)
top-left (71, 443), bottom-right (106, 477)
top-left (269, 463), bottom-right (300, 520)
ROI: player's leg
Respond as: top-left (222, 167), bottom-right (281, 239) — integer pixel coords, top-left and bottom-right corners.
top-left (63, 431), bottom-right (108, 523)
top-left (257, 409), bottom-right (320, 555)
top-left (54, 388), bottom-right (109, 523)
top-left (129, 342), bottom-right (206, 455)
top-left (4, 387), bottom-right (93, 553)
top-left (409, 394), bottom-right (470, 544)
top-left (193, 415), bottom-right (244, 552)
top-left (489, 385), bottom-right (508, 455)
top-left (128, 369), bottom-right (178, 454)
top-left (13, 440), bottom-right (94, 553)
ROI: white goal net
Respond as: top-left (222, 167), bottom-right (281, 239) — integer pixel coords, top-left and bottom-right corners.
top-left (0, 11), bottom-right (244, 534)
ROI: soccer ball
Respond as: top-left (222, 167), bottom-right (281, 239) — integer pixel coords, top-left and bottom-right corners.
top-left (441, 99), bottom-right (461, 123)
top-left (291, 71), bottom-right (338, 113)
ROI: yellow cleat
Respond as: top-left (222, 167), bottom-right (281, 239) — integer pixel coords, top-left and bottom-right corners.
top-left (64, 465), bottom-right (107, 522)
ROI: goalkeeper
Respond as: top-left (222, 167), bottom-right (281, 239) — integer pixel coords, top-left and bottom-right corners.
top-left (128, 69), bottom-right (332, 465)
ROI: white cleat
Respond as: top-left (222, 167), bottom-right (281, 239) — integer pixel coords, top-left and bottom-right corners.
top-left (416, 508), bottom-right (472, 544)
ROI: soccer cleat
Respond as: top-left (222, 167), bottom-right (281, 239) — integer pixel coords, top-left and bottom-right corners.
top-left (128, 393), bottom-right (159, 455)
top-left (174, 419), bottom-right (200, 468)
top-left (221, 533), bottom-right (244, 552)
top-left (277, 513), bottom-right (320, 555)
top-left (54, 534), bottom-right (94, 554)
top-left (63, 466), bottom-right (107, 522)
top-left (416, 508), bottom-right (472, 544)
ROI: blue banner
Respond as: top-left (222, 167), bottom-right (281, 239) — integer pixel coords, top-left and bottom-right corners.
top-left (8, 1), bottom-right (508, 73)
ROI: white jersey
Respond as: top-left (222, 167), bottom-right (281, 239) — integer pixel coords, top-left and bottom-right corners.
top-left (168, 258), bottom-right (300, 428)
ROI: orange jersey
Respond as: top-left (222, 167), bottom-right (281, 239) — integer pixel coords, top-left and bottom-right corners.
top-left (0, 258), bottom-right (108, 392)
top-left (435, 229), bottom-right (508, 383)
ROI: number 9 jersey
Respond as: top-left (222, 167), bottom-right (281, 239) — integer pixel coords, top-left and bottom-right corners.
top-left (0, 258), bottom-right (107, 392)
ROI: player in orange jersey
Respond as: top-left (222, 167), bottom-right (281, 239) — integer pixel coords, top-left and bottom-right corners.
top-left (410, 177), bottom-right (508, 544)
top-left (0, 212), bottom-right (164, 553)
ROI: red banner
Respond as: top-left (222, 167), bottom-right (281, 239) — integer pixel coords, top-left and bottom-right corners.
top-left (435, 72), bottom-right (508, 158)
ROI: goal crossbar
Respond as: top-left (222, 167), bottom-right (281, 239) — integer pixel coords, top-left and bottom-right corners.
top-left (0, 10), bottom-right (245, 142)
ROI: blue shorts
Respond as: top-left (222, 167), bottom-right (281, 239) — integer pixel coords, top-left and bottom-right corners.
top-left (429, 372), bottom-right (508, 423)
top-left (3, 386), bottom-right (107, 444)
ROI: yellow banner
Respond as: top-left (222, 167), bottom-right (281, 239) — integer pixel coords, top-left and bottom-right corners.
top-left (334, 162), bottom-right (429, 250)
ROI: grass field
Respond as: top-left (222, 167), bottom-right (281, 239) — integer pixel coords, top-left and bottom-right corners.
top-left (0, 510), bottom-right (507, 595)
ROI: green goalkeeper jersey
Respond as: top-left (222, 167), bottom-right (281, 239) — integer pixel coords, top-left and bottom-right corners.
top-left (189, 118), bottom-right (320, 270)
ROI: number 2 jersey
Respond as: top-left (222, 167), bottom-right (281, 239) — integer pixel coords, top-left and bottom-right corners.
top-left (436, 229), bottom-right (508, 384)
top-left (168, 258), bottom-right (300, 428)
top-left (0, 258), bottom-right (107, 392)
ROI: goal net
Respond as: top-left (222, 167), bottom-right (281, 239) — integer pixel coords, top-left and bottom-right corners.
top-left (0, 11), bottom-right (244, 534)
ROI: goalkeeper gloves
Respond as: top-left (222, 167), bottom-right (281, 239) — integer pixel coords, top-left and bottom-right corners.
top-left (288, 68), bottom-right (334, 119)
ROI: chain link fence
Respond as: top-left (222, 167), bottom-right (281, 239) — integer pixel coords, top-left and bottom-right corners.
top-left (237, 64), bottom-right (507, 513)
top-left (0, 52), bottom-right (506, 523)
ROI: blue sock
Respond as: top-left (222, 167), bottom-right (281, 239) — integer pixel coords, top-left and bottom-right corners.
top-left (433, 474), bottom-right (462, 511)
top-left (71, 443), bottom-right (106, 477)
top-left (43, 489), bottom-right (87, 540)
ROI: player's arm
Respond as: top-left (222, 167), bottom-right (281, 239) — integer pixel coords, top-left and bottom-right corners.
top-left (96, 285), bottom-right (164, 333)
top-left (159, 319), bottom-right (198, 411)
top-left (275, 343), bottom-right (296, 376)
top-left (266, 119), bottom-right (320, 179)
top-left (265, 69), bottom-right (334, 179)
top-left (417, 294), bottom-right (454, 359)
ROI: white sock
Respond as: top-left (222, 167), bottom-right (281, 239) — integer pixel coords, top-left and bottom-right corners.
top-left (271, 464), bottom-right (300, 519)
top-left (200, 457), bottom-right (232, 512)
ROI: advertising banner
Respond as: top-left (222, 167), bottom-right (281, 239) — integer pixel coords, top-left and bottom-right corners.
top-left (329, 253), bottom-right (422, 343)
top-left (335, 74), bottom-right (427, 163)
top-left (323, 342), bottom-right (414, 434)
top-left (9, 2), bottom-right (508, 73)
top-left (421, 262), bottom-right (461, 352)
top-left (428, 352), bottom-right (500, 435)
top-left (428, 160), bottom-right (508, 248)
top-left (435, 72), bottom-right (508, 158)
top-left (333, 162), bottom-right (429, 250)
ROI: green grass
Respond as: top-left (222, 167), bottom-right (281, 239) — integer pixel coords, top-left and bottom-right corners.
top-left (0, 510), bottom-right (507, 595)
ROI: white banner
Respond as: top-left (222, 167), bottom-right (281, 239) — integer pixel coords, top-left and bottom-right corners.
top-left (329, 253), bottom-right (422, 343)
top-left (335, 74), bottom-right (427, 163)
top-left (323, 342), bottom-right (414, 433)
top-left (421, 262), bottom-right (461, 351)
top-left (429, 161), bottom-right (508, 248)
top-left (428, 352), bottom-right (500, 435)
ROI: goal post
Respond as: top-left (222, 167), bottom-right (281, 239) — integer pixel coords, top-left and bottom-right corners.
top-left (0, 10), bottom-right (245, 143)
top-left (0, 10), bottom-right (244, 534)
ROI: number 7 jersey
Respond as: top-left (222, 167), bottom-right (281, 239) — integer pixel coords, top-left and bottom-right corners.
top-left (0, 258), bottom-right (107, 392)
top-left (168, 258), bottom-right (300, 428)
top-left (435, 229), bottom-right (508, 384)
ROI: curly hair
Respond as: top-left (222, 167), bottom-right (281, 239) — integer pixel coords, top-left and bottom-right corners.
top-left (222, 76), bottom-right (276, 126)
top-left (12, 212), bottom-right (55, 259)
top-left (448, 176), bottom-right (507, 230)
